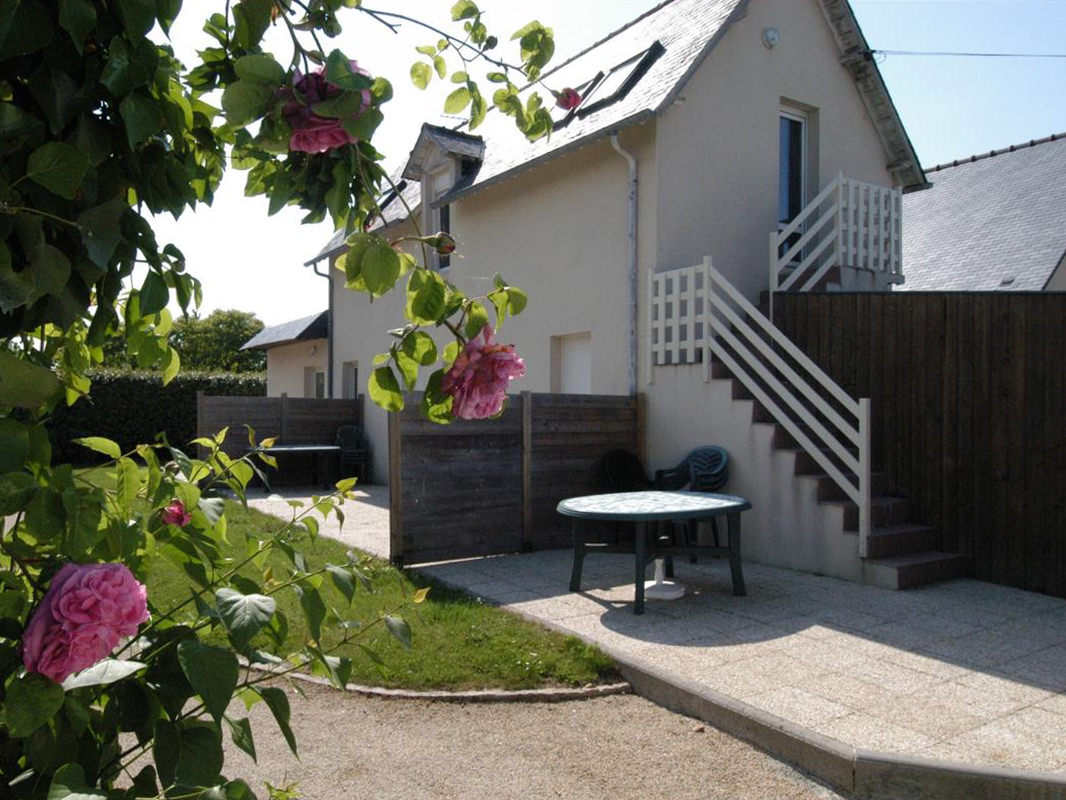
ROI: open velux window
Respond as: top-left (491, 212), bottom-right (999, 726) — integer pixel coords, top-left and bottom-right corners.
top-left (553, 41), bottom-right (665, 131)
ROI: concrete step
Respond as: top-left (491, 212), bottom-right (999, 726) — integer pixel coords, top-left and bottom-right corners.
top-left (846, 522), bottom-right (939, 559)
top-left (822, 494), bottom-right (911, 529)
top-left (863, 551), bottom-right (966, 590)
top-left (798, 471), bottom-right (891, 503)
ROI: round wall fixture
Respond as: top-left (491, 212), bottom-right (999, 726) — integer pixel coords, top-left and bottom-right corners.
top-left (762, 27), bottom-right (780, 49)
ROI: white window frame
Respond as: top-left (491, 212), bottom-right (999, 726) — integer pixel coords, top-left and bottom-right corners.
top-left (778, 107), bottom-right (809, 230)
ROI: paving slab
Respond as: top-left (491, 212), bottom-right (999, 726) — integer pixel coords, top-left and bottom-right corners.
top-left (251, 489), bottom-right (1066, 799)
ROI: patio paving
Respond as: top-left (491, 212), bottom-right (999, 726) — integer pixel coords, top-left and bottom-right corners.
top-left (250, 489), bottom-right (1066, 790)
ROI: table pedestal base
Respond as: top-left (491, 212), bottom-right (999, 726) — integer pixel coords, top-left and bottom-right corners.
top-left (644, 558), bottom-right (685, 600)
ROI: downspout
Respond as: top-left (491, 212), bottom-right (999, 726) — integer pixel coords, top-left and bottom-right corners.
top-left (309, 260), bottom-right (333, 399)
top-left (610, 133), bottom-right (638, 396)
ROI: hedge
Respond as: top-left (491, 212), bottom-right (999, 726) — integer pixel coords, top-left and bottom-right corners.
top-left (48, 370), bottom-right (266, 463)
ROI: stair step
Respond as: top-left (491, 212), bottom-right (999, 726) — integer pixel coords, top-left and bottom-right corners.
top-left (798, 471), bottom-right (890, 503)
top-left (847, 523), bottom-right (938, 559)
top-left (863, 552), bottom-right (966, 590)
top-left (822, 495), bottom-right (911, 529)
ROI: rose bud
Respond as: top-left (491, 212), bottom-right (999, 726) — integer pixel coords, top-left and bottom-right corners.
top-left (555, 88), bottom-right (582, 111)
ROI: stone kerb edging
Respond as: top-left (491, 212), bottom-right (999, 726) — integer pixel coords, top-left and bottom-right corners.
top-left (246, 660), bottom-right (631, 703)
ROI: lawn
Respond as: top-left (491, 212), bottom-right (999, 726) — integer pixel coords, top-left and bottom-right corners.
top-left (146, 501), bottom-right (618, 691)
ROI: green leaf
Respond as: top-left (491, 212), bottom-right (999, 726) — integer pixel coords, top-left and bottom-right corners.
top-left (434, 57), bottom-right (448, 79)
top-left (415, 44), bottom-right (437, 57)
top-left (61, 659), bottom-right (146, 690)
top-left (464, 301), bottom-right (489, 339)
top-left (507, 286), bottom-right (528, 315)
top-left (224, 715), bottom-right (257, 763)
top-left (234, 54), bottom-right (285, 85)
top-left (486, 71), bottom-right (508, 83)
top-left (361, 241), bottom-right (402, 296)
top-left (341, 107), bottom-right (383, 141)
top-left (406, 269), bottom-right (447, 324)
top-left (0, 103), bottom-right (42, 137)
top-left (116, 457), bottom-right (140, 511)
top-left (450, 70), bottom-right (468, 84)
top-left (0, 471), bottom-right (36, 515)
top-left (73, 436), bottom-right (120, 459)
top-left (444, 86), bottom-right (471, 114)
top-left (384, 614), bottom-right (413, 650)
top-left (139, 271), bottom-right (169, 316)
top-left (162, 346), bottom-right (180, 385)
top-left (369, 366), bottom-right (403, 412)
top-left (58, 0), bottom-right (97, 53)
top-left (326, 565), bottom-right (355, 603)
top-left (28, 244), bottom-right (71, 302)
top-left (0, 0), bottom-right (52, 59)
top-left (176, 640), bottom-right (239, 723)
top-left (410, 61), bottom-right (432, 90)
top-left (46, 763), bottom-right (107, 800)
top-left (451, 0), bottom-right (479, 21)
top-left (295, 583), bottom-right (326, 643)
top-left (175, 722), bottom-right (225, 787)
top-left (221, 80), bottom-right (274, 127)
top-left (120, 92), bottom-right (163, 147)
top-left (0, 419), bottom-right (30, 473)
top-left (26, 142), bottom-right (89, 200)
top-left (0, 351), bottom-right (60, 409)
top-left (325, 50), bottom-right (374, 91)
top-left (215, 588), bottom-right (276, 652)
top-left (115, 0), bottom-right (155, 37)
top-left (5, 673), bottom-right (64, 738)
top-left (0, 242), bottom-right (34, 313)
top-left (401, 331), bottom-right (438, 366)
top-left (78, 196), bottom-right (127, 269)
top-left (257, 687), bottom-right (297, 756)
top-left (233, 0), bottom-right (273, 49)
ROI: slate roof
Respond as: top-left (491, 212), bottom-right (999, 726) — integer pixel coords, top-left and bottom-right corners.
top-left (304, 178), bottom-right (421, 265)
top-left (241, 310), bottom-right (328, 350)
top-left (308, 0), bottom-right (924, 261)
top-left (900, 133), bottom-right (1066, 291)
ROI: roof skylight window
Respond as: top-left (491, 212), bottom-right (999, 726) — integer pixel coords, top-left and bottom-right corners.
top-left (552, 41), bottom-right (665, 130)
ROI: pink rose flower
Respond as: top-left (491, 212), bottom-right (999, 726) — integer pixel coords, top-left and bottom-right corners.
top-left (441, 325), bottom-right (526, 420)
top-left (283, 61), bottom-right (373, 154)
top-left (22, 563), bottom-right (150, 684)
top-left (161, 499), bottom-right (191, 527)
top-left (555, 88), bottom-right (582, 111)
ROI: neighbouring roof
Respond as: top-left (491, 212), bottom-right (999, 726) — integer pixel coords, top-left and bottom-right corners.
top-left (241, 310), bottom-right (328, 350)
top-left (900, 133), bottom-right (1066, 292)
top-left (308, 0), bottom-right (924, 261)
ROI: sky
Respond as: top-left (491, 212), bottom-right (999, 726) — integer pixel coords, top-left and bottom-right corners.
top-left (148, 0), bottom-right (1066, 326)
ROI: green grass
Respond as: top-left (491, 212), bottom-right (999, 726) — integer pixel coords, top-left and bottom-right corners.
top-left (147, 501), bottom-right (619, 691)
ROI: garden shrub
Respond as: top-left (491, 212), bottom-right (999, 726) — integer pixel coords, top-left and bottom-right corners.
top-left (48, 371), bottom-right (265, 464)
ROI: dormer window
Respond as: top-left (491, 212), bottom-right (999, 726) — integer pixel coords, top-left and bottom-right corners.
top-left (429, 168), bottom-right (452, 270)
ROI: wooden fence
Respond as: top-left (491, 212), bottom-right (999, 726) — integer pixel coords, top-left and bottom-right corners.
top-left (772, 292), bottom-right (1066, 596)
top-left (197, 393), bottom-right (363, 458)
top-left (389, 392), bottom-right (641, 565)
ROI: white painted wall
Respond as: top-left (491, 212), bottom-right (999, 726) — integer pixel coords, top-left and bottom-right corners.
top-left (265, 339), bottom-right (327, 398)
top-left (654, 0), bottom-right (899, 303)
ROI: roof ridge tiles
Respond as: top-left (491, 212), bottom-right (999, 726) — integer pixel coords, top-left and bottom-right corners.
top-left (927, 131), bottom-right (1066, 173)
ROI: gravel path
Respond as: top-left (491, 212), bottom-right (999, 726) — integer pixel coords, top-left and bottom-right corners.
top-left (228, 680), bottom-right (844, 799)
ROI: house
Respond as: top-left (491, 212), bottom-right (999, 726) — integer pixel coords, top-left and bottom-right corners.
top-left (303, 0), bottom-right (947, 587)
top-left (898, 132), bottom-right (1066, 292)
top-left (241, 311), bottom-right (330, 398)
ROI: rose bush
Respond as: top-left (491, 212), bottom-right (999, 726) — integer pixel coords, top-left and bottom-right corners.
top-left (0, 0), bottom-right (560, 795)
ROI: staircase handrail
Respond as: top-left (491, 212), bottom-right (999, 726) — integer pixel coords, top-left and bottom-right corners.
top-left (706, 260), bottom-right (872, 556)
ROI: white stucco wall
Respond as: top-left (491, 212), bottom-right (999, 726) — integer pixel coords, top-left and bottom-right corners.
top-left (265, 339), bottom-right (327, 398)
top-left (654, 0), bottom-right (898, 303)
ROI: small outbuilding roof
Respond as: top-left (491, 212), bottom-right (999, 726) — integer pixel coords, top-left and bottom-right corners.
top-left (241, 311), bottom-right (328, 350)
top-left (900, 133), bottom-right (1066, 291)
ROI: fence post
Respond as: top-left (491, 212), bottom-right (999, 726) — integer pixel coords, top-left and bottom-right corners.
top-left (388, 408), bottom-right (404, 566)
top-left (521, 391), bottom-right (533, 549)
top-left (279, 393), bottom-right (288, 443)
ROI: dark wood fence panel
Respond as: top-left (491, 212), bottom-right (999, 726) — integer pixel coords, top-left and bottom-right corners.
top-left (197, 394), bottom-right (363, 457)
top-left (774, 292), bottom-right (1066, 597)
top-left (390, 392), bottom-right (639, 565)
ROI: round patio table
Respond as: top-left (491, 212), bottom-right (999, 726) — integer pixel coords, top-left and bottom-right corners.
top-left (557, 490), bottom-right (751, 615)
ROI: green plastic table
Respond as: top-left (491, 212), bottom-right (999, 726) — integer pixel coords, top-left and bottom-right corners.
top-left (557, 490), bottom-right (751, 614)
